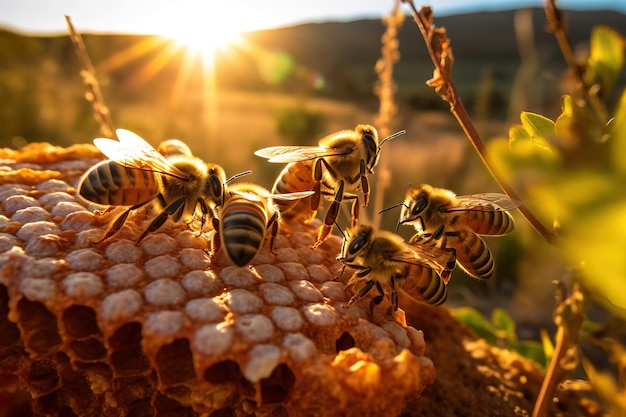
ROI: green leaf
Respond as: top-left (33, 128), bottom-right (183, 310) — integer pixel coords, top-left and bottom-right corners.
top-left (451, 307), bottom-right (498, 344)
top-left (510, 340), bottom-right (546, 368)
top-left (521, 111), bottom-right (556, 140)
top-left (584, 25), bottom-right (625, 100)
top-left (491, 308), bottom-right (516, 340)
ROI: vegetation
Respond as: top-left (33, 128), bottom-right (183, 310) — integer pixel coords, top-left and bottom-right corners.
top-left (2, 1), bottom-right (626, 415)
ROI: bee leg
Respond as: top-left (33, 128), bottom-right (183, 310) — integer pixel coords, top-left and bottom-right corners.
top-left (311, 180), bottom-right (345, 249)
top-left (93, 201), bottom-right (148, 244)
top-left (389, 275), bottom-right (398, 311)
top-left (266, 211), bottom-right (279, 254)
top-left (136, 197), bottom-right (186, 244)
top-left (195, 198), bottom-right (210, 236)
top-left (209, 218), bottom-right (221, 259)
top-left (311, 158), bottom-right (324, 211)
top-left (350, 197), bottom-right (360, 228)
top-left (359, 159), bottom-right (370, 207)
top-left (348, 278), bottom-right (374, 306)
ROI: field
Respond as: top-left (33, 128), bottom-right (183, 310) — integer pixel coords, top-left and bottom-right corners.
top-left (1, 7), bottom-right (626, 337)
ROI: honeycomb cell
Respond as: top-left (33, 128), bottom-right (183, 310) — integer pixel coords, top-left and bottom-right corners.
top-left (235, 315), bottom-right (274, 343)
top-left (223, 289), bottom-right (263, 314)
top-left (155, 338), bottom-right (196, 386)
top-left (2, 195), bottom-right (41, 211)
top-left (252, 264), bottom-right (285, 283)
top-left (301, 304), bottom-right (338, 326)
top-left (39, 191), bottom-right (76, 206)
top-left (106, 263), bottom-right (144, 288)
top-left (185, 298), bottom-right (227, 322)
top-left (306, 264), bottom-right (332, 283)
top-left (270, 307), bottom-right (303, 332)
top-left (220, 266), bottom-right (259, 287)
top-left (288, 280), bottom-right (323, 302)
top-left (62, 272), bottom-right (104, 298)
top-left (65, 249), bottom-right (104, 272)
top-left (0, 233), bottom-right (19, 253)
top-left (144, 255), bottom-right (181, 279)
top-left (100, 290), bottom-right (143, 321)
top-left (179, 247), bottom-right (210, 269)
top-left (144, 279), bottom-right (185, 306)
top-left (11, 206), bottom-right (51, 224)
top-left (69, 337), bottom-right (107, 361)
top-left (319, 281), bottom-right (347, 301)
top-left (243, 344), bottom-right (281, 383)
top-left (273, 248), bottom-right (298, 263)
top-left (19, 278), bottom-right (57, 302)
top-left (145, 311), bottom-right (184, 336)
top-left (259, 282), bottom-right (295, 306)
top-left (50, 201), bottom-right (86, 217)
top-left (281, 333), bottom-right (316, 362)
top-left (36, 179), bottom-right (72, 191)
top-left (259, 363), bottom-right (295, 405)
top-left (24, 233), bottom-right (67, 257)
top-left (62, 305), bottom-right (100, 338)
top-left (181, 270), bottom-right (222, 296)
top-left (108, 323), bottom-right (150, 375)
top-left (141, 234), bottom-right (178, 256)
top-left (105, 240), bottom-right (142, 263)
top-left (194, 323), bottom-right (233, 356)
top-left (16, 298), bottom-right (62, 356)
top-left (16, 221), bottom-right (61, 240)
top-left (25, 359), bottom-right (60, 396)
top-left (59, 210), bottom-right (95, 232)
top-left (279, 262), bottom-right (309, 280)
top-left (23, 257), bottom-right (63, 278)
top-left (381, 321), bottom-right (411, 349)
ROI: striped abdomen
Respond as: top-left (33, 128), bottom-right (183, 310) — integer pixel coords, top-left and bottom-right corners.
top-left (453, 210), bottom-right (515, 236)
top-left (272, 160), bottom-right (316, 222)
top-left (397, 265), bottom-right (448, 305)
top-left (78, 160), bottom-right (160, 206)
top-left (220, 197), bottom-right (268, 267)
top-left (447, 230), bottom-right (494, 280)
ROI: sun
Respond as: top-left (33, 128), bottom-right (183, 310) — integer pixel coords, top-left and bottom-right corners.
top-left (157, 8), bottom-right (248, 65)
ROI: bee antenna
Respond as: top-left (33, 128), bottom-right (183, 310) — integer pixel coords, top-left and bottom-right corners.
top-left (226, 170), bottom-right (252, 184)
top-left (334, 220), bottom-right (346, 239)
top-left (377, 202), bottom-right (407, 215)
top-left (377, 129), bottom-right (406, 153)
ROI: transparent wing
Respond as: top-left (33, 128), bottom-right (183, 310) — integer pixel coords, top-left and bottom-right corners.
top-left (254, 145), bottom-right (350, 163)
top-left (93, 129), bottom-right (187, 178)
top-left (271, 191), bottom-right (315, 201)
top-left (390, 242), bottom-right (455, 277)
top-left (446, 193), bottom-right (520, 212)
top-left (230, 189), bottom-right (314, 202)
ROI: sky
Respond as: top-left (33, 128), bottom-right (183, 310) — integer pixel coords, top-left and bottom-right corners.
top-left (0, 0), bottom-right (625, 36)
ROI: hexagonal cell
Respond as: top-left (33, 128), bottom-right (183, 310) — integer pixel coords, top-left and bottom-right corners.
top-left (108, 323), bottom-right (150, 376)
top-left (153, 392), bottom-right (195, 417)
top-left (16, 298), bottom-right (62, 357)
top-left (0, 285), bottom-right (20, 347)
top-left (155, 338), bottom-right (196, 387)
top-left (62, 305), bottom-right (101, 339)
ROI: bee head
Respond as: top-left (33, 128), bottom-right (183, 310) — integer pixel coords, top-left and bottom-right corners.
top-left (399, 185), bottom-right (430, 224)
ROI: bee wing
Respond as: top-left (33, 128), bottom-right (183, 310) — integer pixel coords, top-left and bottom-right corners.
top-left (94, 129), bottom-right (187, 179)
top-left (271, 191), bottom-right (315, 201)
top-left (390, 243), bottom-right (455, 278)
top-left (446, 193), bottom-right (520, 212)
top-left (254, 146), bottom-right (350, 163)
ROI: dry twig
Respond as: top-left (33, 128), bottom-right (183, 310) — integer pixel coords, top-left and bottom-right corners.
top-left (402, 1), bottom-right (561, 246)
top-left (65, 16), bottom-right (116, 139)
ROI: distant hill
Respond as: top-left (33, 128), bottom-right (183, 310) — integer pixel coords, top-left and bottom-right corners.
top-left (0, 8), bottom-right (624, 145)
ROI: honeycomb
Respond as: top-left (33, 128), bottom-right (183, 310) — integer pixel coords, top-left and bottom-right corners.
top-left (0, 142), bottom-right (434, 417)
top-left (0, 142), bottom-right (602, 417)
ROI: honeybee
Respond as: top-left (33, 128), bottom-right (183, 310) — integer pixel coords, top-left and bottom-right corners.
top-left (214, 182), bottom-right (313, 267)
top-left (255, 125), bottom-right (404, 248)
top-left (397, 184), bottom-right (518, 280)
top-left (78, 129), bottom-right (245, 243)
top-left (337, 224), bottom-right (455, 312)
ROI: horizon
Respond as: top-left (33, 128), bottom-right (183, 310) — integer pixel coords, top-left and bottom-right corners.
top-left (0, 0), bottom-right (625, 37)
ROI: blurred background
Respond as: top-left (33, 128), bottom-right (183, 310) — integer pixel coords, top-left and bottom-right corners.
top-left (1, 0), bottom-right (626, 345)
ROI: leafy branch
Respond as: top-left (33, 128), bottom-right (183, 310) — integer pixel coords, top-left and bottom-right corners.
top-left (402, 1), bottom-right (561, 247)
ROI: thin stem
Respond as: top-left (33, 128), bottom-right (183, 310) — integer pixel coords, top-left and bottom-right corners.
top-left (543, 0), bottom-right (610, 122)
top-left (65, 16), bottom-right (116, 139)
top-left (404, 1), bottom-right (561, 246)
top-left (372, 0), bottom-right (404, 230)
